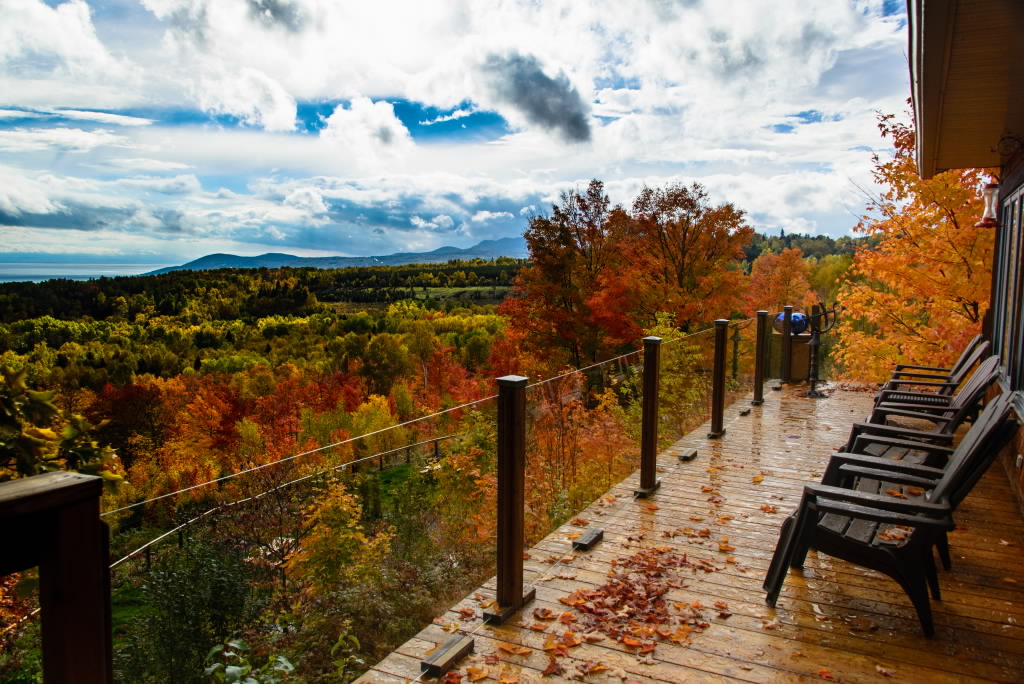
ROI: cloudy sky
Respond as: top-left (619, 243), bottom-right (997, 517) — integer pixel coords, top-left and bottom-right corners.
top-left (0, 0), bottom-right (909, 273)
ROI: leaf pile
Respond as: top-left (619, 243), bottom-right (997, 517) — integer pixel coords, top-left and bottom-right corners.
top-left (556, 547), bottom-right (714, 653)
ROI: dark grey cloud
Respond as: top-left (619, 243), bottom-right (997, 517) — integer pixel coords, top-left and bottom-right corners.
top-left (0, 205), bottom-right (188, 234)
top-left (481, 53), bottom-right (591, 143)
top-left (167, 6), bottom-right (210, 46)
top-left (246, 0), bottom-right (307, 33)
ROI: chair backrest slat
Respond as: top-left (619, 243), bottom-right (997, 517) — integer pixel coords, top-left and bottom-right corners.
top-left (930, 392), bottom-right (1015, 505)
top-left (946, 339), bottom-right (991, 389)
top-left (944, 356), bottom-right (1001, 424)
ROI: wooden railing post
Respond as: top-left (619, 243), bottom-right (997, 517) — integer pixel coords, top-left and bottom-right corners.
top-left (781, 305), bottom-right (793, 384)
top-left (709, 319), bottom-right (729, 439)
top-left (635, 336), bottom-right (662, 498)
top-left (753, 310), bottom-right (768, 405)
top-left (0, 472), bottom-right (112, 684)
top-left (484, 375), bottom-right (535, 624)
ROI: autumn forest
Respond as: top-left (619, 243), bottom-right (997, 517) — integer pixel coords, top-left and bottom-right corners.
top-left (0, 117), bottom-right (996, 682)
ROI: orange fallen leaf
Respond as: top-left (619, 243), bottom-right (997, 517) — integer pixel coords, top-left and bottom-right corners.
top-left (646, 504), bottom-right (660, 511)
top-left (499, 675), bottom-right (519, 684)
top-left (571, 518), bottom-right (588, 526)
top-left (906, 487), bottom-right (924, 496)
top-left (533, 608), bottom-right (555, 620)
top-left (466, 666), bottom-right (490, 682)
top-left (1003, 578), bottom-right (1019, 584)
top-left (542, 635), bottom-right (558, 651)
top-left (528, 623), bottom-right (548, 632)
top-left (689, 515), bottom-right (705, 521)
top-left (621, 636), bottom-right (643, 648)
top-left (752, 474), bottom-right (765, 483)
top-left (718, 538), bottom-right (736, 552)
top-left (714, 601), bottom-right (729, 610)
top-left (542, 658), bottom-right (564, 677)
top-left (442, 672), bottom-right (464, 684)
top-left (459, 608), bottom-right (476, 620)
top-left (817, 668), bottom-right (834, 680)
top-left (522, 552), bottom-right (531, 560)
top-left (565, 531), bottom-right (582, 540)
top-left (885, 489), bottom-right (907, 498)
top-left (561, 631), bottom-right (583, 647)
top-left (760, 504), bottom-right (778, 514)
top-left (725, 555), bottom-right (736, 563)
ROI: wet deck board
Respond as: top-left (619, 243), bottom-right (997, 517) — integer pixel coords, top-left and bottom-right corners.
top-left (358, 387), bottom-right (1024, 683)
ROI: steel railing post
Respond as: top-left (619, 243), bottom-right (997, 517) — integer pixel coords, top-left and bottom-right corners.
top-left (753, 310), bottom-right (768, 405)
top-left (781, 305), bottom-right (793, 384)
top-left (484, 375), bottom-right (535, 624)
top-left (709, 319), bottom-right (728, 438)
top-left (635, 336), bottom-right (662, 497)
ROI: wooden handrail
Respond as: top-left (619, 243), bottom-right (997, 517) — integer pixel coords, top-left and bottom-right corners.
top-left (0, 472), bottom-right (112, 683)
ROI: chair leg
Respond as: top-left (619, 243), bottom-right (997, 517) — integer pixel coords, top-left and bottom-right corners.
top-left (924, 551), bottom-right (941, 601)
top-left (904, 576), bottom-right (935, 637)
top-left (936, 533), bottom-right (952, 571)
top-left (764, 513), bottom-right (797, 606)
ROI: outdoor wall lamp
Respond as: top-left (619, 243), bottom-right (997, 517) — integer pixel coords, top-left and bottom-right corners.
top-left (976, 180), bottom-right (1000, 228)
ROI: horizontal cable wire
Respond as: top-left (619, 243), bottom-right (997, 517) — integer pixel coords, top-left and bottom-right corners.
top-left (101, 395), bottom-right (497, 517)
top-left (109, 433), bottom-right (463, 569)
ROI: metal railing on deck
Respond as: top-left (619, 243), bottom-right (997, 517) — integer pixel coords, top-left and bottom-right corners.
top-left (0, 308), bottom-right (802, 682)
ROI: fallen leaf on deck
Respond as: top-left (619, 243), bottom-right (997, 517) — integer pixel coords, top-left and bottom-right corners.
top-left (498, 674), bottom-right (518, 684)
top-left (459, 608), bottom-right (476, 620)
top-left (906, 487), bottom-right (924, 496)
top-left (689, 515), bottom-right (704, 521)
top-left (791, 651), bottom-right (805, 658)
top-left (558, 612), bottom-right (577, 624)
top-left (528, 623), bottom-right (548, 632)
top-left (701, 486), bottom-right (714, 493)
top-left (725, 556), bottom-right (736, 563)
top-left (542, 658), bottom-right (564, 677)
top-left (761, 619), bottom-right (781, 630)
top-left (542, 636), bottom-right (558, 651)
top-left (522, 552), bottom-right (531, 560)
top-left (1003, 578), bottom-right (1018, 584)
top-left (875, 664), bottom-right (896, 677)
top-left (533, 608), bottom-right (556, 620)
top-left (571, 518), bottom-right (588, 526)
top-left (752, 474), bottom-right (765, 483)
top-left (565, 531), bottom-right (582, 540)
top-left (466, 666), bottom-right (490, 682)
top-left (646, 504), bottom-right (660, 511)
top-left (718, 538), bottom-right (736, 552)
top-left (760, 504), bottom-right (778, 513)
top-left (621, 636), bottom-right (643, 648)
top-left (817, 668), bottom-right (834, 680)
top-left (432, 617), bottom-right (446, 625)
top-left (884, 489), bottom-right (907, 498)
top-left (442, 672), bottom-right (464, 684)
top-left (484, 654), bottom-right (500, 665)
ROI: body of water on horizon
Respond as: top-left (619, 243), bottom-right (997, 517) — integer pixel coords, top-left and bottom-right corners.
top-left (0, 263), bottom-right (175, 283)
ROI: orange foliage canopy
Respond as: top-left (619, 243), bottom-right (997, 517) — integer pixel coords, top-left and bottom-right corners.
top-left (744, 247), bottom-right (816, 315)
top-left (834, 113), bottom-right (994, 381)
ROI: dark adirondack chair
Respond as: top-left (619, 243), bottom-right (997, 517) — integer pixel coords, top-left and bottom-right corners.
top-left (875, 343), bottom-right (992, 407)
top-left (763, 393), bottom-right (1016, 636)
top-left (882, 335), bottom-right (988, 396)
top-left (843, 356), bottom-right (1000, 460)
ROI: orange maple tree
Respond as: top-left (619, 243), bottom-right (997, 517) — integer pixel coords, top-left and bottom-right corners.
top-left (834, 113), bottom-right (994, 381)
top-left (745, 247), bottom-right (816, 315)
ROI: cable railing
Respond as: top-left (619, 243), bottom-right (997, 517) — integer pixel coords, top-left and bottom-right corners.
top-left (3, 307), bottom-right (840, 682)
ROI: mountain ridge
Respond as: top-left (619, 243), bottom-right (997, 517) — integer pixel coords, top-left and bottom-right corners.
top-left (145, 236), bottom-right (529, 275)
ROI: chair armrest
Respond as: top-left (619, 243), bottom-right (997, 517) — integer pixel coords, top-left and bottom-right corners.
top-left (885, 379), bottom-right (957, 389)
top-left (837, 463), bottom-right (942, 487)
top-left (893, 363), bottom-right (953, 373)
top-left (868, 406), bottom-right (954, 427)
top-left (804, 482), bottom-right (952, 517)
top-left (889, 370), bottom-right (952, 381)
top-left (812, 499), bottom-right (954, 530)
top-left (850, 434), bottom-right (954, 455)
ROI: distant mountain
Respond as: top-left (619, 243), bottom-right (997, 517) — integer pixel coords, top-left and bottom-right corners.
top-left (145, 237), bottom-right (529, 275)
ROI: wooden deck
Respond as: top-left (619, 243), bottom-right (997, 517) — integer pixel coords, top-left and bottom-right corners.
top-left (358, 387), bottom-right (1024, 683)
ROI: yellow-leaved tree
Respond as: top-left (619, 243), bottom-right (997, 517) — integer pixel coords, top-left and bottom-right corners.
top-left (834, 113), bottom-right (994, 381)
